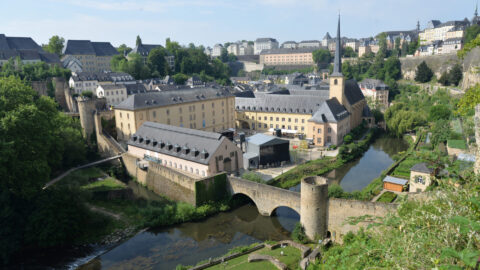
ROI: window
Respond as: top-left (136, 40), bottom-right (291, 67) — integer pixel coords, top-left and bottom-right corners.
top-left (212, 102), bottom-right (215, 108)
top-left (270, 117), bottom-right (273, 121)
top-left (415, 176), bottom-right (425, 184)
top-left (152, 111), bottom-right (156, 118)
top-left (139, 113), bottom-right (143, 120)
top-left (202, 104), bottom-right (205, 110)
top-left (328, 127), bottom-right (332, 133)
top-left (127, 113), bottom-right (129, 119)
top-left (282, 118), bottom-right (285, 122)
top-left (258, 123), bottom-right (261, 128)
top-left (230, 152), bottom-right (235, 157)
top-left (294, 126), bottom-right (298, 130)
top-left (288, 118), bottom-right (291, 122)
top-left (276, 117), bottom-right (279, 121)
top-left (276, 124), bottom-right (279, 128)
top-left (270, 124), bottom-right (273, 128)
top-left (295, 119), bottom-right (298, 123)
top-left (301, 127), bottom-right (305, 131)
top-left (167, 119), bottom-right (171, 125)
top-left (128, 123), bottom-right (130, 130)
top-left (179, 108), bottom-right (182, 113)
top-left (121, 122), bottom-right (123, 129)
top-left (318, 128), bottom-right (322, 134)
top-left (264, 124), bottom-right (267, 128)
top-left (180, 116), bottom-right (183, 122)
top-left (218, 155), bottom-right (223, 161)
top-left (264, 116), bottom-right (267, 120)
top-left (302, 119), bottom-right (305, 123)
top-left (327, 136), bottom-right (331, 143)
top-left (166, 109), bottom-right (170, 115)
top-left (317, 138), bottom-right (322, 144)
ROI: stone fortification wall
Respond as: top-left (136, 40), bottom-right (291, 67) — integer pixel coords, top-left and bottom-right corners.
top-left (94, 111), bottom-right (124, 157)
top-left (77, 97), bottom-right (106, 139)
top-left (327, 198), bottom-right (397, 243)
top-left (399, 48), bottom-right (480, 90)
top-left (300, 176), bottom-right (328, 240)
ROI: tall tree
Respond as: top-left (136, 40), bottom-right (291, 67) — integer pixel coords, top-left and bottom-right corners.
top-left (464, 25), bottom-right (480, 44)
top-left (448, 64), bottom-right (463, 86)
top-left (117, 44), bottom-right (132, 55)
top-left (136, 35), bottom-right (142, 47)
top-left (43, 35), bottom-right (65, 56)
top-left (415, 61), bottom-right (433, 83)
top-left (147, 47), bottom-right (168, 77)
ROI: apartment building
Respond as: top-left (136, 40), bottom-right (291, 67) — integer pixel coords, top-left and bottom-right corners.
top-left (96, 83), bottom-right (148, 107)
top-left (69, 71), bottom-right (135, 94)
top-left (254, 38), bottom-right (279, 55)
top-left (281, 41), bottom-right (298, 49)
top-left (259, 47), bottom-right (316, 67)
top-left (358, 78), bottom-right (389, 111)
top-left (419, 20), bottom-right (469, 45)
top-left (63, 40), bottom-right (118, 72)
top-left (114, 87), bottom-right (235, 141)
top-left (298, 40), bottom-right (322, 48)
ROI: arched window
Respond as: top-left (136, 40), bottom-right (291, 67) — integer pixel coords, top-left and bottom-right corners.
top-left (334, 79), bottom-right (338, 85)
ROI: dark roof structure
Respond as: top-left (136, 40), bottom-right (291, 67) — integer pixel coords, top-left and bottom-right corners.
top-left (128, 122), bottom-right (226, 165)
top-left (309, 98), bottom-right (349, 123)
top-left (359, 78), bottom-right (389, 90)
top-left (71, 71), bottom-right (134, 82)
top-left (344, 80), bottom-right (366, 106)
top-left (255, 38), bottom-right (278, 43)
top-left (129, 43), bottom-right (171, 57)
top-left (0, 34), bottom-right (60, 64)
top-left (116, 87), bottom-right (233, 111)
top-left (411, 163), bottom-right (435, 174)
top-left (235, 93), bottom-right (327, 114)
top-left (63, 40), bottom-right (118, 56)
top-left (323, 32), bottom-right (332, 40)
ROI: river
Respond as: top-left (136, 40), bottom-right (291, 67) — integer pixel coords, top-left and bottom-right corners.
top-left (41, 136), bottom-right (407, 269)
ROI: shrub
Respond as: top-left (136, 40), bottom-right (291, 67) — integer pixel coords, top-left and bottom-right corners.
top-left (242, 171), bottom-right (263, 183)
top-left (343, 134), bottom-right (353, 144)
top-left (328, 184), bottom-right (344, 198)
top-left (415, 61), bottom-right (433, 83)
top-left (292, 222), bottom-right (308, 244)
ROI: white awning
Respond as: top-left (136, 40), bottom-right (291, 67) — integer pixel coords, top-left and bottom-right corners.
top-left (268, 128), bottom-right (298, 134)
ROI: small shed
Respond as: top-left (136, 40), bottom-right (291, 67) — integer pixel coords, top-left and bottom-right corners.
top-left (383, 176), bottom-right (408, 192)
top-left (245, 134), bottom-right (290, 166)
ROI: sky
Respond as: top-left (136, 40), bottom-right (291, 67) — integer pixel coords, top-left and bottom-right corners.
top-left (0, 0), bottom-right (477, 48)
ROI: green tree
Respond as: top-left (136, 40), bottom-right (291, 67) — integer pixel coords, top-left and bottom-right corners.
top-left (136, 35), bottom-right (142, 47)
top-left (312, 48), bottom-right (332, 68)
top-left (407, 40), bottom-right (419, 55)
top-left (384, 56), bottom-right (402, 81)
top-left (456, 84), bottom-right (480, 116)
top-left (438, 71), bottom-right (450, 86)
top-left (43, 35), bottom-right (65, 56)
top-left (448, 64), bottom-right (463, 86)
top-left (147, 47), bottom-right (168, 77)
top-left (414, 61), bottom-right (433, 83)
top-left (219, 48), bottom-right (229, 62)
top-left (342, 47), bottom-right (357, 58)
top-left (291, 222), bottom-right (308, 244)
top-left (401, 41), bottom-right (408, 57)
top-left (428, 104), bottom-right (451, 121)
top-left (173, 73), bottom-right (189, 84)
top-left (464, 25), bottom-right (480, 44)
top-left (117, 44), bottom-right (132, 55)
top-left (458, 33), bottom-right (480, 59)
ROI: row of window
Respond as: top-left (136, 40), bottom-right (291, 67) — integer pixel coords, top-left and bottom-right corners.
top-left (252, 123), bottom-right (306, 131)
top-left (313, 127), bottom-right (332, 133)
top-left (147, 154), bottom-right (207, 177)
top-left (245, 115), bottom-right (306, 123)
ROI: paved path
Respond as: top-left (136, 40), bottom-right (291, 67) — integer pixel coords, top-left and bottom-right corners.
top-left (86, 203), bottom-right (122, 220)
top-left (43, 155), bottom-right (122, 189)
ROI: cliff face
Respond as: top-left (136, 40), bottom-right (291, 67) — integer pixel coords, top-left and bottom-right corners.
top-left (399, 47), bottom-right (480, 90)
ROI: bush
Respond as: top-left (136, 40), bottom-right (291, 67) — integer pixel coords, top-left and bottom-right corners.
top-left (81, 91), bottom-right (93, 98)
top-left (328, 184), bottom-right (344, 198)
top-left (343, 134), bottom-right (353, 144)
top-left (292, 222), bottom-right (308, 244)
top-left (242, 171), bottom-right (264, 183)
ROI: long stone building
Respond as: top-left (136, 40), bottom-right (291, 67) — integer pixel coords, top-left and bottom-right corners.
top-left (115, 87), bottom-right (235, 141)
top-left (127, 122), bottom-right (243, 177)
top-left (63, 40), bottom-right (118, 72)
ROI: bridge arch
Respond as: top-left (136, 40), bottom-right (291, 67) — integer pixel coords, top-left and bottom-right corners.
top-left (270, 205), bottom-right (300, 217)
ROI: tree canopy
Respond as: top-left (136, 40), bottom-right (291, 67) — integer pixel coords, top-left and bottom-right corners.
top-left (415, 61), bottom-right (433, 83)
top-left (464, 25), bottom-right (480, 44)
top-left (43, 35), bottom-right (65, 56)
top-left (312, 49), bottom-right (332, 68)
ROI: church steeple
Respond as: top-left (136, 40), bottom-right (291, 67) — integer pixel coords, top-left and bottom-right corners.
top-left (475, 1), bottom-right (478, 17)
top-left (332, 14), bottom-right (342, 76)
top-left (329, 14), bottom-right (346, 106)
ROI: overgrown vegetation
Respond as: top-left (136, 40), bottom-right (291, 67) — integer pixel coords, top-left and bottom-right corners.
top-left (376, 191), bottom-right (397, 203)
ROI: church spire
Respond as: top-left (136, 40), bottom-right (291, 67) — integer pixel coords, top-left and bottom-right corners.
top-left (475, 1), bottom-right (478, 17)
top-left (332, 14), bottom-right (342, 76)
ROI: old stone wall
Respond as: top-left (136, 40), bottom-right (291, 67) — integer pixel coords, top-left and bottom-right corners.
top-left (94, 111), bottom-right (124, 158)
top-left (31, 81), bottom-right (48, 96)
top-left (227, 177), bottom-right (301, 216)
top-left (53, 77), bottom-right (68, 110)
top-left (77, 97), bottom-right (106, 139)
top-left (399, 48), bottom-right (480, 90)
top-left (327, 198), bottom-right (397, 243)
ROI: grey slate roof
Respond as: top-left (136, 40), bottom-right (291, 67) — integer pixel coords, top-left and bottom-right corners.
top-left (115, 87), bottom-right (232, 110)
top-left (246, 133), bottom-right (289, 146)
top-left (383, 176), bottom-right (408, 185)
top-left (299, 40), bottom-right (321, 43)
top-left (125, 83), bottom-right (148, 95)
top-left (235, 93), bottom-right (327, 114)
top-left (0, 34), bottom-right (60, 63)
top-left (71, 72), bottom-right (134, 82)
top-left (260, 47), bottom-right (316, 55)
top-left (64, 40), bottom-right (118, 56)
top-left (0, 34), bottom-right (42, 51)
top-left (130, 44), bottom-right (166, 56)
top-left (255, 38), bottom-right (278, 43)
top-left (359, 78), bottom-right (389, 90)
top-left (344, 80), bottom-right (366, 106)
top-left (323, 32), bottom-right (332, 40)
top-left (128, 122), bottom-right (226, 165)
top-left (309, 98), bottom-right (349, 123)
top-left (411, 163), bottom-right (434, 174)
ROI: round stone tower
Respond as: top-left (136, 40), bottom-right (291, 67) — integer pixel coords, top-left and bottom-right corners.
top-left (77, 96), bottom-right (98, 139)
top-left (300, 176), bottom-right (329, 240)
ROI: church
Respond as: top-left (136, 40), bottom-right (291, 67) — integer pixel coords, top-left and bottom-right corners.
top-left (306, 16), bottom-right (373, 146)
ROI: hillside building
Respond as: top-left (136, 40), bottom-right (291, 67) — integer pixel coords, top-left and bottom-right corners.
top-left (254, 38), bottom-right (279, 55)
top-left (63, 40), bottom-right (118, 72)
top-left (0, 34), bottom-right (60, 66)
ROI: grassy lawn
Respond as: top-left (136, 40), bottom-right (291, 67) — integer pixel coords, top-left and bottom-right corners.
top-left (271, 156), bottom-right (338, 188)
top-left (207, 246), bottom-right (301, 270)
top-left (447, 139), bottom-right (467, 150)
top-left (377, 191), bottom-right (397, 203)
top-left (81, 177), bottom-right (127, 192)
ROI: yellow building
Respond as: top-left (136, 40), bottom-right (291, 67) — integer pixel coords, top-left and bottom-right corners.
top-left (259, 47), bottom-right (316, 67)
top-left (115, 88), bottom-right (235, 141)
top-left (63, 40), bottom-right (118, 73)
